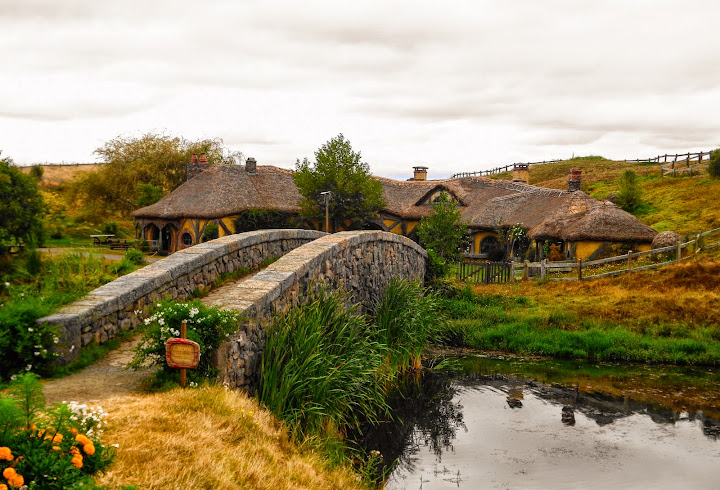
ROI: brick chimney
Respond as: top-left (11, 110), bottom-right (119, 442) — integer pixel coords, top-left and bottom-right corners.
top-left (568, 168), bottom-right (582, 192)
top-left (191, 153), bottom-right (199, 164)
top-left (512, 163), bottom-right (529, 184)
top-left (413, 166), bottom-right (428, 181)
top-left (245, 157), bottom-right (257, 174)
top-left (186, 153), bottom-right (205, 181)
top-left (199, 153), bottom-right (208, 165)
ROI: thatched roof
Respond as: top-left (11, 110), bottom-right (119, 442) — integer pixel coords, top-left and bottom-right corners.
top-left (132, 165), bottom-right (301, 219)
top-left (133, 165), bottom-right (657, 244)
top-left (528, 201), bottom-right (658, 242)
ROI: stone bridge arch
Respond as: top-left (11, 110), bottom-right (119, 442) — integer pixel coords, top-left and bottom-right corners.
top-left (206, 230), bottom-right (427, 391)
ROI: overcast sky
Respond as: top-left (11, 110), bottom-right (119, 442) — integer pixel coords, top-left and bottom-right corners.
top-left (1, 0), bottom-right (718, 179)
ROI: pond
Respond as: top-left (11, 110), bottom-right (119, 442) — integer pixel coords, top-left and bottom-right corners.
top-left (356, 356), bottom-right (720, 489)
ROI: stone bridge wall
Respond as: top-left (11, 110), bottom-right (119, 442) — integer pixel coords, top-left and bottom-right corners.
top-left (206, 231), bottom-right (427, 392)
top-left (39, 229), bottom-right (326, 363)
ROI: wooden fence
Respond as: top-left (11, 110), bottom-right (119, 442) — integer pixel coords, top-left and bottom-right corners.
top-left (458, 261), bottom-right (512, 284)
top-left (450, 149), bottom-right (716, 180)
top-left (507, 227), bottom-right (720, 282)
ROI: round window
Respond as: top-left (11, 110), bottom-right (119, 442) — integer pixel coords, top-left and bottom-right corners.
top-left (181, 233), bottom-right (192, 246)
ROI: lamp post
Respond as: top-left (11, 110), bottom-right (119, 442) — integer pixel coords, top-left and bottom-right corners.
top-left (320, 191), bottom-right (332, 233)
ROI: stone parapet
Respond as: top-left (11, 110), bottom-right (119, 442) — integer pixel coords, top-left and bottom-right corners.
top-left (38, 229), bottom-right (326, 364)
top-left (207, 231), bottom-right (427, 392)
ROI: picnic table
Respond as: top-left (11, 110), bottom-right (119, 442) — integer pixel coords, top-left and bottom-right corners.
top-left (90, 234), bottom-right (115, 245)
top-left (90, 235), bottom-right (130, 250)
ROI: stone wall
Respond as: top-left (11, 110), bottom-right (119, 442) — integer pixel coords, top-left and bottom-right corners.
top-left (38, 229), bottom-right (326, 363)
top-left (205, 231), bottom-right (427, 392)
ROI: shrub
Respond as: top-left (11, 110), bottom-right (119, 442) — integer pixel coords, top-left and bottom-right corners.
top-left (129, 300), bottom-right (243, 382)
top-left (101, 222), bottom-right (120, 236)
top-left (425, 248), bottom-right (449, 281)
top-left (709, 149), bottom-right (720, 178)
top-left (123, 248), bottom-right (146, 266)
top-left (615, 169), bottom-right (643, 212)
top-left (0, 373), bottom-right (115, 488)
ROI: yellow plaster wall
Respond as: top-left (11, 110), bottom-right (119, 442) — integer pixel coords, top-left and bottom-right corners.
top-left (473, 231), bottom-right (496, 255)
top-left (574, 241), bottom-right (603, 260)
top-left (636, 243), bottom-right (651, 252)
top-left (383, 219), bottom-right (403, 234)
top-left (219, 217), bottom-right (236, 237)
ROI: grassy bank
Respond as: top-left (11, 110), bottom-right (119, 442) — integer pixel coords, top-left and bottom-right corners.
top-left (440, 259), bottom-right (720, 365)
top-left (93, 385), bottom-right (364, 489)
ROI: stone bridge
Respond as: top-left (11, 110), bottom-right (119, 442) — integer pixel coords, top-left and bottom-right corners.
top-left (39, 230), bottom-right (426, 391)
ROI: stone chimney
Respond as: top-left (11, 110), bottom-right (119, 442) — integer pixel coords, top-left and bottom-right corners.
top-left (512, 163), bottom-right (529, 184)
top-left (413, 166), bottom-right (428, 181)
top-left (245, 157), bottom-right (257, 174)
top-left (199, 153), bottom-right (208, 165)
top-left (568, 168), bottom-right (582, 192)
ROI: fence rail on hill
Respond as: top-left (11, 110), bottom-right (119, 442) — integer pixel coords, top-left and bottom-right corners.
top-left (516, 227), bottom-right (720, 282)
top-left (451, 149), bottom-right (716, 180)
top-left (458, 227), bottom-right (720, 284)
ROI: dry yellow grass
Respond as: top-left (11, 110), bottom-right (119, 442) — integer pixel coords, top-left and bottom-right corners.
top-left (471, 258), bottom-right (720, 332)
top-left (95, 386), bottom-right (364, 490)
top-left (19, 163), bottom-right (105, 188)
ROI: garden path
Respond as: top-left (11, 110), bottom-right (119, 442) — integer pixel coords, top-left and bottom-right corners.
top-left (41, 336), bottom-right (155, 408)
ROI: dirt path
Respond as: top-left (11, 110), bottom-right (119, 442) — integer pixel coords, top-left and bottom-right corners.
top-left (42, 336), bottom-right (156, 408)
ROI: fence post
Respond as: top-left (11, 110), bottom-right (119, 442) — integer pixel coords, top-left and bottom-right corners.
top-left (627, 251), bottom-right (633, 271)
top-left (523, 260), bottom-right (529, 281)
top-left (696, 233), bottom-right (704, 253)
top-left (664, 154), bottom-right (668, 163)
top-left (676, 243), bottom-right (682, 263)
top-left (540, 259), bottom-right (547, 280)
top-left (577, 258), bottom-right (583, 281)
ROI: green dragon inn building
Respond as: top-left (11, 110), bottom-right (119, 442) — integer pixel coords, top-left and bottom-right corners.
top-left (133, 158), bottom-right (657, 261)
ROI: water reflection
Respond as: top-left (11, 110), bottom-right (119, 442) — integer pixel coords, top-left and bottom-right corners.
top-left (358, 355), bottom-right (720, 489)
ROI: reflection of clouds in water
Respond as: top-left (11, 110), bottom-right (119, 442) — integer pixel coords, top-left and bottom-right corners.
top-left (373, 361), bottom-right (720, 489)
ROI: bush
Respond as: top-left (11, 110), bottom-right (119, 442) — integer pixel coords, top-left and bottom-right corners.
top-left (709, 149), bottom-right (720, 178)
top-left (130, 300), bottom-right (243, 382)
top-left (101, 222), bottom-right (120, 236)
top-left (0, 373), bottom-right (115, 488)
top-left (123, 248), bottom-right (146, 266)
top-left (425, 248), bottom-right (449, 281)
top-left (615, 169), bottom-right (643, 212)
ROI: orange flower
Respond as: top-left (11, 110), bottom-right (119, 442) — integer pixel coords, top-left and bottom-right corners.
top-left (0, 483), bottom-right (7, 490)
top-left (71, 455), bottom-right (83, 468)
top-left (52, 445), bottom-right (61, 451)
top-left (83, 443), bottom-right (95, 455)
top-left (2, 467), bottom-right (16, 479)
top-left (70, 428), bottom-right (78, 435)
top-left (0, 446), bottom-right (12, 461)
top-left (69, 446), bottom-right (80, 456)
top-left (75, 434), bottom-right (92, 446)
top-left (7, 474), bottom-right (23, 489)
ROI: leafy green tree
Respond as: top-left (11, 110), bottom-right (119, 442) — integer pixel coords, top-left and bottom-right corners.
top-left (294, 134), bottom-right (385, 232)
top-left (615, 169), bottom-right (643, 212)
top-left (0, 153), bottom-right (44, 255)
top-left (416, 192), bottom-right (468, 264)
top-left (708, 149), bottom-right (720, 178)
top-left (71, 132), bottom-right (237, 217)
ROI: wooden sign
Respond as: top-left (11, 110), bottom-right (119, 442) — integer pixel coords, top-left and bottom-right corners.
top-left (165, 338), bottom-right (200, 369)
top-left (165, 320), bottom-right (200, 387)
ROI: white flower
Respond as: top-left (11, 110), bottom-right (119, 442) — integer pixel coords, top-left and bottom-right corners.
top-left (189, 307), bottom-right (200, 318)
top-left (28, 327), bottom-right (33, 332)
top-left (3, 282), bottom-right (9, 287)
top-left (158, 318), bottom-right (165, 326)
top-left (26, 364), bottom-right (32, 371)
top-left (53, 337), bottom-right (59, 344)
top-left (144, 318), bottom-right (151, 325)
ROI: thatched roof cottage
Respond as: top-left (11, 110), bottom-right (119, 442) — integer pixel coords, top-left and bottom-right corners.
top-left (133, 158), bottom-right (657, 261)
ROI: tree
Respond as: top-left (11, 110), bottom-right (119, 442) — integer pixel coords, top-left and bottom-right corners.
top-left (614, 169), bottom-right (643, 212)
top-left (708, 149), bottom-right (720, 178)
top-left (71, 132), bottom-right (238, 217)
top-left (416, 192), bottom-right (468, 263)
top-left (0, 153), bottom-right (44, 255)
top-left (294, 134), bottom-right (385, 232)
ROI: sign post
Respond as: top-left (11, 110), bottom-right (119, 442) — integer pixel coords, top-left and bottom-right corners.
top-left (165, 320), bottom-right (200, 388)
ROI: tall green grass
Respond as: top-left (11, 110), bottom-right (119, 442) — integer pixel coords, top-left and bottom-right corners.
top-left (439, 294), bottom-right (720, 365)
top-left (373, 279), bottom-right (445, 372)
top-left (259, 289), bottom-right (389, 439)
top-left (257, 279), bottom-right (446, 476)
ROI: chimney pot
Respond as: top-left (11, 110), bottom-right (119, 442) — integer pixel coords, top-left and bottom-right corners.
top-left (568, 168), bottom-right (582, 192)
top-left (413, 166), bottom-right (428, 181)
top-left (191, 153), bottom-right (199, 164)
top-left (513, 163), bottom-right (529, 184)
top-left (245, 157), bottom-right (257, 174)
top-left (199, 153), bottom-right (208, 164)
